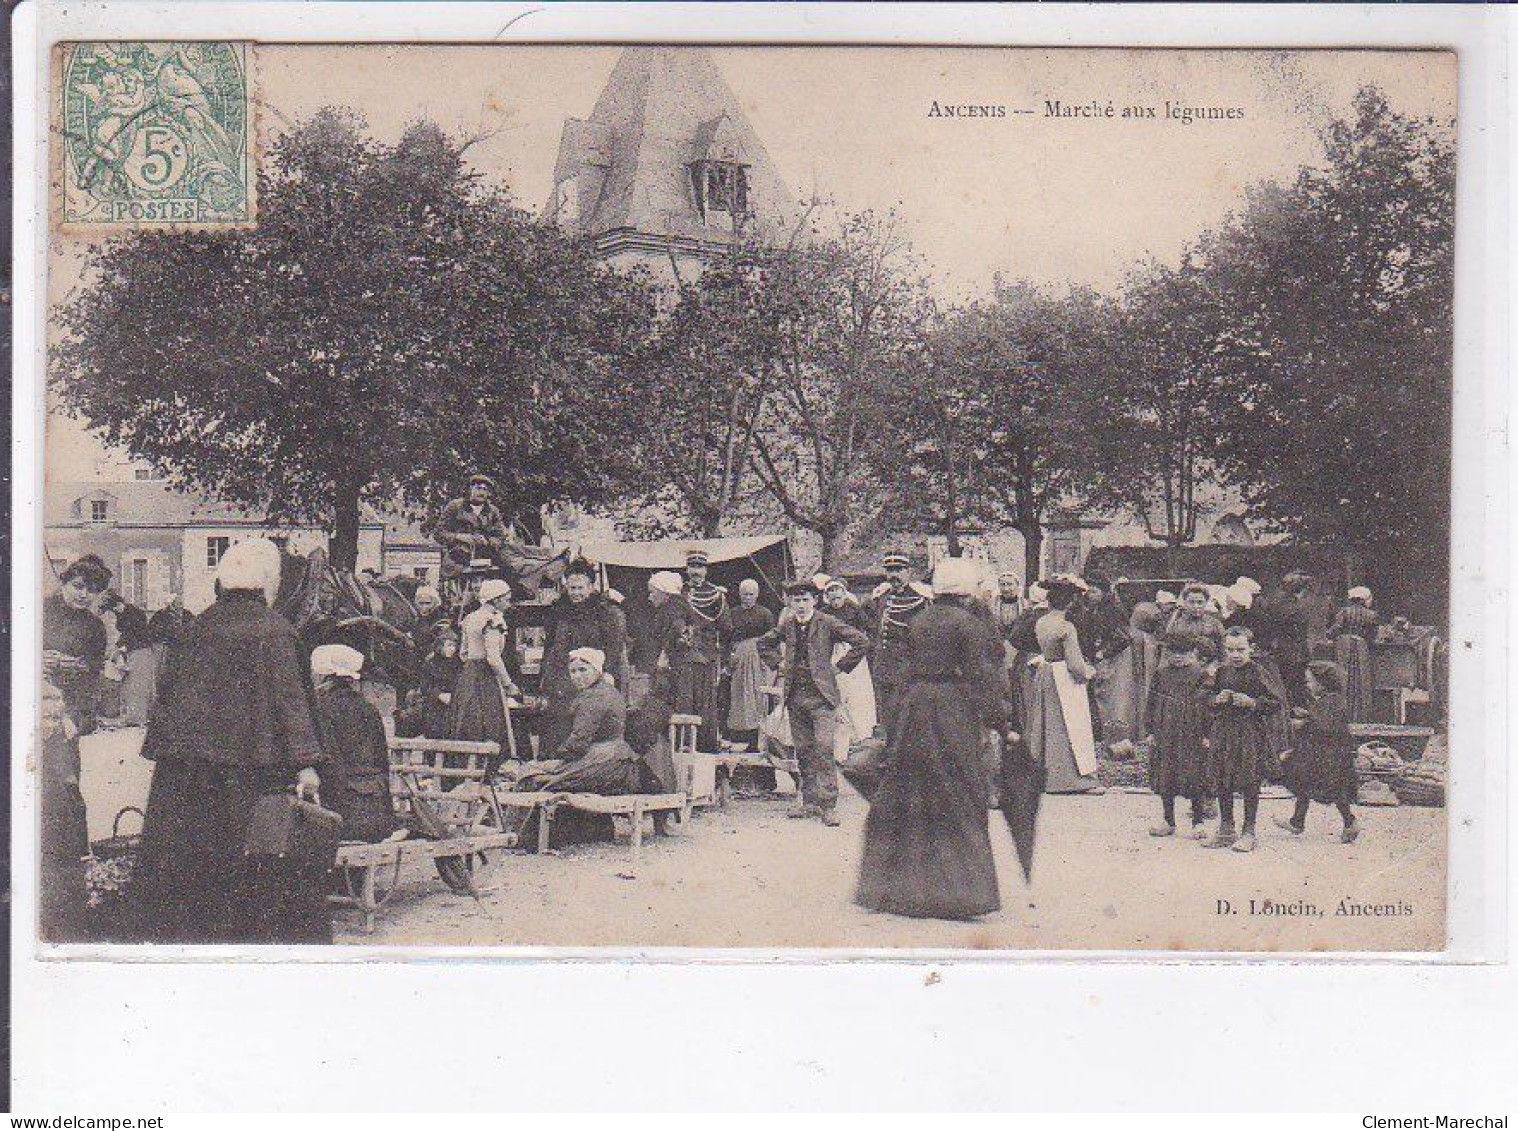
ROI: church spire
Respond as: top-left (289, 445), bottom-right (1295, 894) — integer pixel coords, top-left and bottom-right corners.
top-left (545, 47), bottom-right (797, 269)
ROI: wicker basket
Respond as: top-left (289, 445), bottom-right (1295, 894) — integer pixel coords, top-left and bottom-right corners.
top-left (91, 806), bottom-right (144, 861)
top-left (1392, 776), bottom-right (1446, 808)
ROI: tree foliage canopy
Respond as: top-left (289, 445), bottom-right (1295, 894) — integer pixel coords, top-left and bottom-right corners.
top-left (53, 109), bottom-right (654, 566)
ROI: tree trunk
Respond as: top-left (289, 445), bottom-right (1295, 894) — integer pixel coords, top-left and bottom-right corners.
top-left (699, 509), bottom-right (723, 539)
top-left (1019, 521), bottom-right (1043, 585)
top-left (945, 515), bottom-right (962, 557)
top-left (331, 481), bottom-right (362, 573)
top-left (819, 526), bottom-right (839, 573)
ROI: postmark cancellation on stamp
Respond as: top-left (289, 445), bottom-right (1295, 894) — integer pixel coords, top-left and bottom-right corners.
top-left (58, 41), bottom-right (255, 229)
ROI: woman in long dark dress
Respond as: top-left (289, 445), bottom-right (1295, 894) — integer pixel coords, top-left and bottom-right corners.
top-left (1328, 587), bottom-right (1378, 723)
top-left (40, 555), bottom-right (113, 941)
top-left (855, 558), bottom-right (1008, 921)
top-left (1276, 661), bottom-right (1361, 843)
top-left (311, 644), bottom-right (399, 845)
top-left (132, 539), bottom-right (331, 945)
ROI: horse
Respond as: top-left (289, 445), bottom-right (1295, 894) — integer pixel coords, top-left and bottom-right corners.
top-left (273, 544), bottom-right (572, 691)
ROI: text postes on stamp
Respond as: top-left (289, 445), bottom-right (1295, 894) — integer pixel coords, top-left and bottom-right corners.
top-left (59, 42), bottom-right (254, 229)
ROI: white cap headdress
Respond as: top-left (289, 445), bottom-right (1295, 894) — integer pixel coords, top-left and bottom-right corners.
top-left (311, 643), bottom-right (364, 681)
top-left (1348, 586), bottom-right (1372, 603)
top-left (478, 579), bottom-right (513, 605)
top-left (216, 538), bottom-right (283, 605)
top-left (931, 557), bottom-right (979, 598)
top-left (649, 571), bottom-right (683, 596)
top-left (568, 646), bottom-right (606, 674)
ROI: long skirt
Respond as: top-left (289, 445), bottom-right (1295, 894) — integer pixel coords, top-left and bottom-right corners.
top-left (1207, 714), bottom-right (1272, 797)
top-left (1283, 734), bottom-right (1357, 805)
top-left (40, 729), bottom-right (89, 942)
top-left (515, 740), bottom-right (643, 850)
top-left (855, 679), bottom-right (1000, 920)
top-left (833, 649), bottom-right (878, 762)
top-left (673, 658), bottom-right (720, 750)
top-left (449, 659), bottom-right (521, 759)
top-left (1336, 635), bottom-right (1373, 723)
top-left (1094, 643), bottom-right (1141, 746)
top-left (1029, 662), bottom-right (1100, 794)
top-left (119, 646), bottom-right (160, 726)
top-left (727, 639), bottom-right (773, 733)
top-left (1147, 692), bottom-right (1208, 800)
top-left (132, 759), bottom-right (332, 945)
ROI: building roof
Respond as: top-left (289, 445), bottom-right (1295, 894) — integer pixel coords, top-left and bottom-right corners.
top-left (545, 47), bottom-right (798, 253)
top-left (45, 480), bottom-right (388, 531)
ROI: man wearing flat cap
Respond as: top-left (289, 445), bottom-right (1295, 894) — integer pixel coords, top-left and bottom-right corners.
top-left (865, 550), bottom-right (933, 736)
top-left (432, 473), bottom-right (524, 584)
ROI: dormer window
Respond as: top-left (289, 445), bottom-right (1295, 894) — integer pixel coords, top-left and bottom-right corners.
top-left (689, 160), bottom-right (749, 222)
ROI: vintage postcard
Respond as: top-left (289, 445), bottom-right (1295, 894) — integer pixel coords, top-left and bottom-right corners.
top-left (38, 41), bottom-right (1456, 954)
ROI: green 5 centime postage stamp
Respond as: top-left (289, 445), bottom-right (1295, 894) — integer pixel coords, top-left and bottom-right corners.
top-left (59, 42), bottom-right (255, 229)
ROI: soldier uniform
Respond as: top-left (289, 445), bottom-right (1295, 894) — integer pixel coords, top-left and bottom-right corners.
top-left (867, 552), bottom-right (933, 736)
top-left (677, 550), bottom-right (731, 750)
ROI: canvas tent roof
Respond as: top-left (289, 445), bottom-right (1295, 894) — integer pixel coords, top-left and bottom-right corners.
top-left (577, 534), bottom-right (789, 571)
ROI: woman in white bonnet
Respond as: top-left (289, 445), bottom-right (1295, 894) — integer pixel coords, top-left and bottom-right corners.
top-left (856, 557), bottom-right (1009, 921)
top-left (133, 538), bottom-right (331, 944)
top-left (1328, 585), bottom-right (1379, 722)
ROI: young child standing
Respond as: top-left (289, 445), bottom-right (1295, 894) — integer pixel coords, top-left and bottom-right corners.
top-left (1201, 627), bottom-right (1280, 853)
top-left (1146, 633), bottom-right (1213, 838)
top-left (1276, 660), bottom-right (1361, 843)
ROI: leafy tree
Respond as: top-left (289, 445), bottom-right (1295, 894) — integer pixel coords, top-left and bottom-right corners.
top-left (950, 284), bottom-right (1109, 581)
top-left (1201, 87), bottom-right (1454, 610)
top-left (1087, 257), bottom-right (1230, 548)
top-left (745, 210), bottom-right (929, 570)
top-left (53, 109), bottom-right (654, 569)
top-left (621, 252), bottom-right (779, 538)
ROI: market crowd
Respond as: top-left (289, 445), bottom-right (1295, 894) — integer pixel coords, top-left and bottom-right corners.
top-left (41, 472), bottom-right (1417, 940)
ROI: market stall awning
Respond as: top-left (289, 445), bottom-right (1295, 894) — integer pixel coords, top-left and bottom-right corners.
top-left (577, 534), bottom-right (790, 571)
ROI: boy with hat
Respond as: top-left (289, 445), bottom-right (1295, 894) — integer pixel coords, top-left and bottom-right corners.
top-left (756, 582), bottom-right (871, 824)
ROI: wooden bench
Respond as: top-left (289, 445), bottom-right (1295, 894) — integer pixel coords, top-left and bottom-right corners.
top-left (332, 830), bottom-right (518, 934)
top-left (668, 714), bottom-right (799, 807)
top-left (493, 790), bottom-right (690, 863)
top-left (329, 737), bottom-right (516, 932)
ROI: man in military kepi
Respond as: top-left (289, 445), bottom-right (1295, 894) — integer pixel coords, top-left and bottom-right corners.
top-left (678, 549), bottom-right (732, 751)
top-left (867, 550), bottom-right (933, 736)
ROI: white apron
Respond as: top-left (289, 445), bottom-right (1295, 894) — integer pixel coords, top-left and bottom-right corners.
top-left (1050, 660), bottom-right (1099, 776)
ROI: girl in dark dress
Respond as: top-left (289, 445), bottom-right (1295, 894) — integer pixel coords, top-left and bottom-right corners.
top-left (855, 558), bottom-right (1007, 921)
top-left (1146, 633), bottom-right (1213, 838)
top-left (40, 556), bottom-right (113, 942)
top-left (311, 644), bottom-right (399, 845)
top-left (1200, 627), bottom-right (1281, 854)
top-left (1276, 661), bottom-right (1361, 843)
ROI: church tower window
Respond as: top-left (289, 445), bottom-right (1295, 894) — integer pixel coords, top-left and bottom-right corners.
top-left (689, 160), bottom-right (750, 222)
